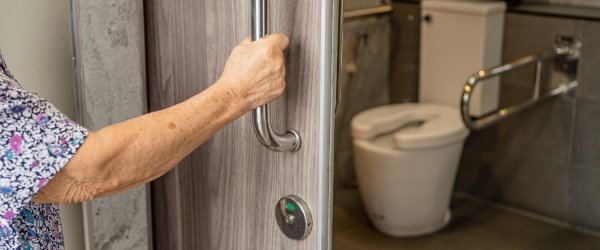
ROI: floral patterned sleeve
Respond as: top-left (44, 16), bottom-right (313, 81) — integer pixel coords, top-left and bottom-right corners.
top-left (0, 53), bottom-right (88, 249)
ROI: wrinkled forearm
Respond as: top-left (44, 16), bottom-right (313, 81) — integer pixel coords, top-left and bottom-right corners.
top-left (33, 81), bottom-right (248, 204)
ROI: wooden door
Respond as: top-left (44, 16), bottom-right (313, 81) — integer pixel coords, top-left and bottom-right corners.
top-left (145, 0), bottom-right (340, 249)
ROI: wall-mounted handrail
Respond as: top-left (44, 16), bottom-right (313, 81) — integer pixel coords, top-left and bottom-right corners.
top-left (461, 37), bottom-right (581, 130)
top-left (252, 0), bottom-right (301, 152)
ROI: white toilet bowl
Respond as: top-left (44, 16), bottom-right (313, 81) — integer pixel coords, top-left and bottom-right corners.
top-left (351, 103), bottom-right (469, 237)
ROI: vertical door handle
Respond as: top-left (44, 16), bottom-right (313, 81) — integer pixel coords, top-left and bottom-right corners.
top-left (251, 0), bottom-right (301, 152)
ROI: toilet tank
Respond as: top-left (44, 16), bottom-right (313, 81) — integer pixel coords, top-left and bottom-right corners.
top-left (419, 0), bottom-right (506, 116)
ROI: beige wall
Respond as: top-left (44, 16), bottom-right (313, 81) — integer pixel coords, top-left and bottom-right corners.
top-left (0, 1), bottom-right (85, 249)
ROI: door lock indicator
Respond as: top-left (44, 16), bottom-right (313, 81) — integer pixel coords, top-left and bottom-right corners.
top-left (275, 195), bottom-right (312, 240)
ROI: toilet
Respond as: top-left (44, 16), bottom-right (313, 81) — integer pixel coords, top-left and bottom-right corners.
top-left (351, 0), bottom-right (506, 237)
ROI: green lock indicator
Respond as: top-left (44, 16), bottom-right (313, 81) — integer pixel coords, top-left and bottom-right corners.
top-left (285, 202), bottom-right (297, 213)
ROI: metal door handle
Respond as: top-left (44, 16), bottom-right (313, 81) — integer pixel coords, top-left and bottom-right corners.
top-left (251, 0), bottom-right (301, 152)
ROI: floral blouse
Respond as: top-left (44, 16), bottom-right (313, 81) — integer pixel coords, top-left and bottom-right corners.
top-left (0, 51), bottom-right (88, 249)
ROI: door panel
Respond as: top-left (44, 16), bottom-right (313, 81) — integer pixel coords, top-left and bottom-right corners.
top-left (146, 0), bottom-right (338, 249)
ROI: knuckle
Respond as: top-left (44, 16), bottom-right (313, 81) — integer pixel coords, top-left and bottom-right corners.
top-left (278, 85), bottom-right (286, 95)
top-left (280, 79), bottom-right (286, 89)
top-left (275, 86), bottom-right (285, 96)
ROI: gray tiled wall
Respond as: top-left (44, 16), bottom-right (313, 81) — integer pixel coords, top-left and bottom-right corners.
top-left (456, 13), bottom-right (600, 231)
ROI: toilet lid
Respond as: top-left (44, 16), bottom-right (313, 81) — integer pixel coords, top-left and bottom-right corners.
top-left (351, 103), bottom-right (469, 149)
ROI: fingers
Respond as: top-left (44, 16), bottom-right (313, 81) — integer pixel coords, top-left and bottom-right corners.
top-left (262, 33), bottom-right (289, 51)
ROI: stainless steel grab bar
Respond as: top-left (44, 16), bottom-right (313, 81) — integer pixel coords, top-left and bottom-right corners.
top-left (251, 0), bottom-right (301, 152)
top-left (461, 36), bottom-right (581, 130)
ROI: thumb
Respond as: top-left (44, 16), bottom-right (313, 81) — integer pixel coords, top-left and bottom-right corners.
top-left (262, 33), bottom-right (289, 51)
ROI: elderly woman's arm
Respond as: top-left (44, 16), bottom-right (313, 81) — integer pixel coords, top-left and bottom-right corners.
top-left (33, 34), bottom-right (289, 204)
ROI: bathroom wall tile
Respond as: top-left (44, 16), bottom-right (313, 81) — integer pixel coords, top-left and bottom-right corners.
top-left (502, 13), bottom-right (584, 90)
top-left (567, 165), bottom-right (600, 231)
top-left (389, 2), bottom-right (421, 103)
top-left (460, 147), bottom-right (600, 232)
top-left (503, 13), bottom-right (584, 59)
top-left (575, 20), bottom-right (600, 100)
top-left (494, 157), bottom-right (573, 221)
top-left (496, 94), bottom-right (575, 164)
top-left (456, 128), bottom-right (499, 193)
top-left (572, 97), bottom-right (600, 166)
top-left (499, 81), bottom-right (535, 109)
top-left (461, 152), bottom-right (573, 221)
top-left (497, 13), bottom-right (579, 164)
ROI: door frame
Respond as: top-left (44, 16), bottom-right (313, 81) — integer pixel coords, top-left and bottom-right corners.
top-left (317, 0), bottom-right (341, 248)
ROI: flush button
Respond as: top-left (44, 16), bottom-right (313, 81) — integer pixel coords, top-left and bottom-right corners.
top-left (275, 195), bottom-right (312, 240)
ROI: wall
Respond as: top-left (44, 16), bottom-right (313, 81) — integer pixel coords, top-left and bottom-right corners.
top-left (335, 0), bottom-right (392, 189)
top-left (0, 0), bottom-right (85, 249)
top-left (71, 0), bottom-right (149, 249)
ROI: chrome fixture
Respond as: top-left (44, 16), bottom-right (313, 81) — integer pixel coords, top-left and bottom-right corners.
top-left (461, 36), bottom-right (581, 130)
top-left (275, 195), bottom-right (313, 240)
top-left (251, 0), bottom-right (301, 152)
top-left (344, 5), bottom-right (393, 19)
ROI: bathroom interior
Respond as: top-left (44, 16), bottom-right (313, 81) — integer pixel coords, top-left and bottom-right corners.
top-left (2, 0), bottom-right (600, 248)
top-left (334, 0), bottom-right (600, 249)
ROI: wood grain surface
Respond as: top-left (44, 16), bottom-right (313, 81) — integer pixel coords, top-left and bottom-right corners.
top-left (146, 0), bottom-right (335, 249)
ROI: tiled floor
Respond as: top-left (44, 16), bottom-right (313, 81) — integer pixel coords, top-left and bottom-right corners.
top-left (333, 189), bottom-right (600, 250)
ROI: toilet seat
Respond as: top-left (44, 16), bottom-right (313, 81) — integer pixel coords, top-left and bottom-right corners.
top-left (351, 103), bottom-right (469, 150)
